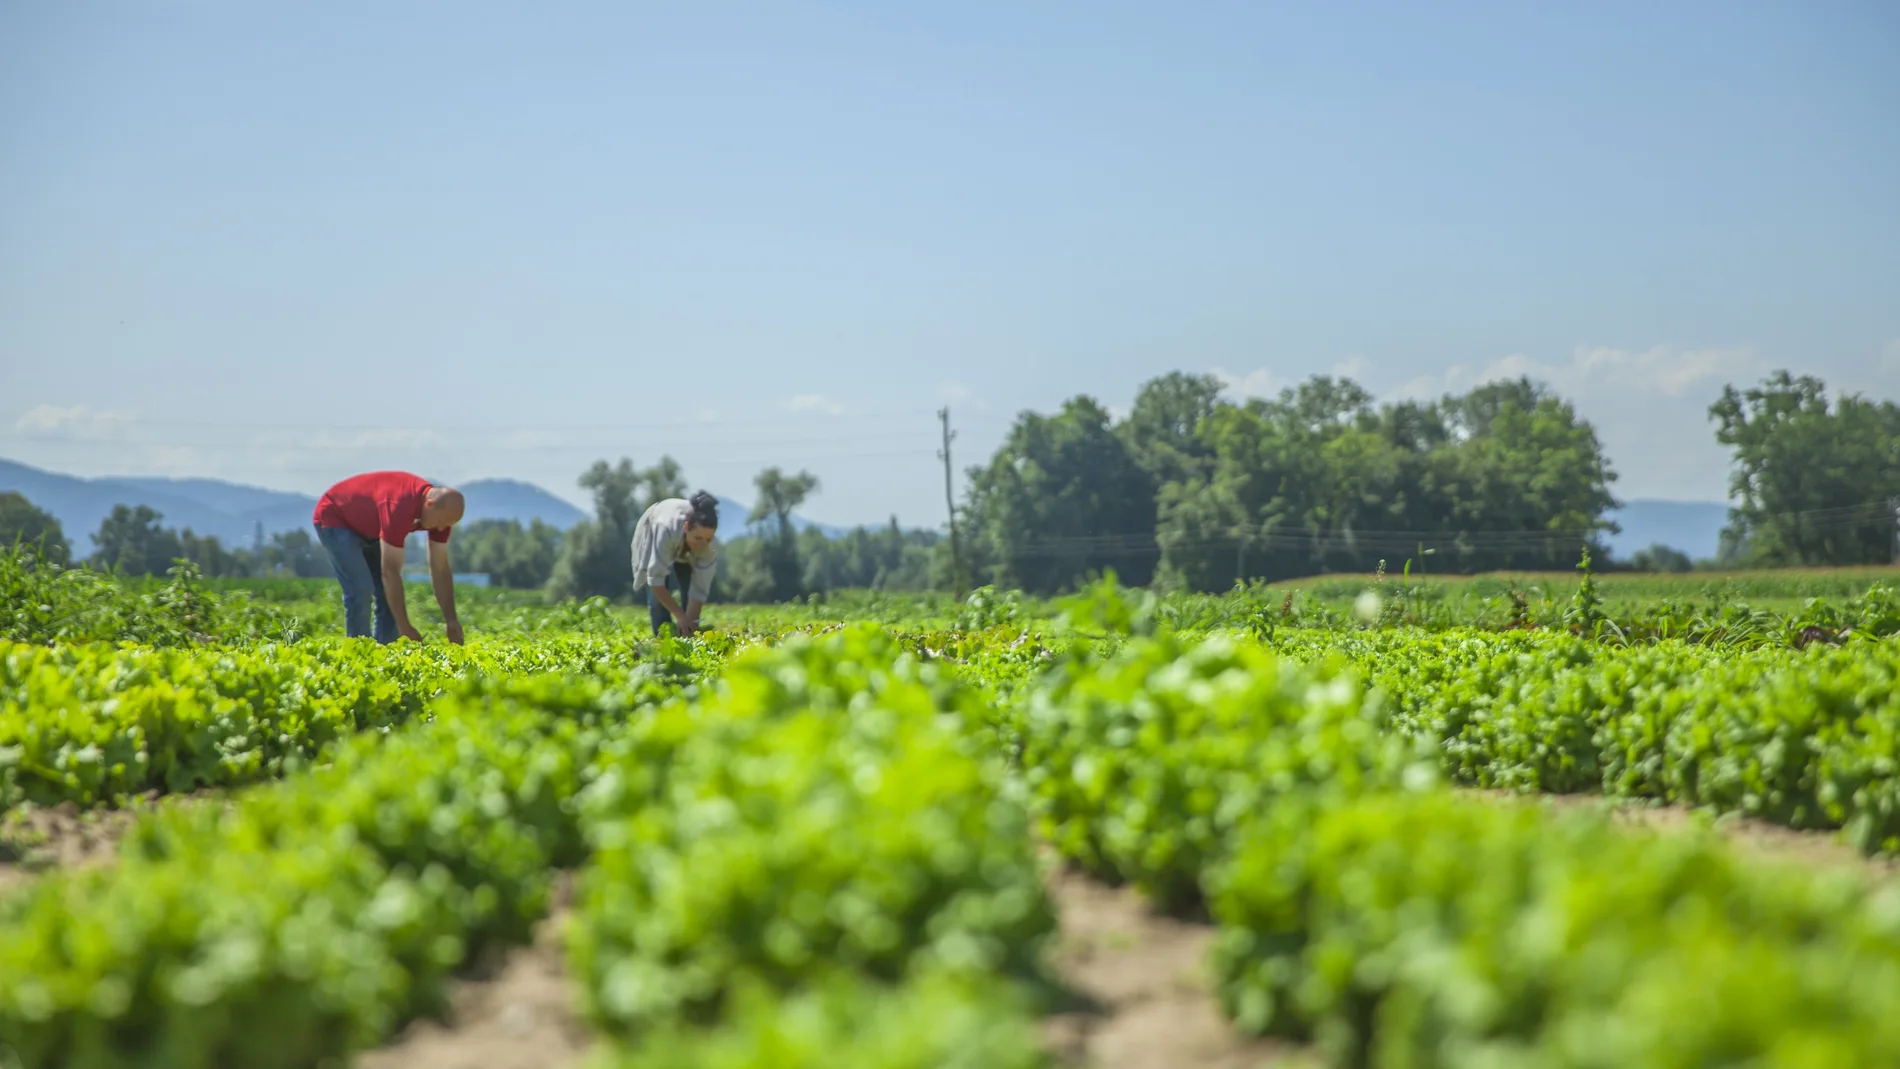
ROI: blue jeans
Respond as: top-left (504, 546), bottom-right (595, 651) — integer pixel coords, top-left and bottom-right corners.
top-left (647, 561), bottom-right (695, 636)
top-left (315, 525), bottom-right (399, 643)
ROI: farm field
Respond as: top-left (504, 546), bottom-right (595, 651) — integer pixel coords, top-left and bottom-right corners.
top-left (3, 548), bottom-right (1900, 1067)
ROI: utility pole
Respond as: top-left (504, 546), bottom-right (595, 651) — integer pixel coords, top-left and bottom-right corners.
top-left (938, 407), bottom-right (966, 599)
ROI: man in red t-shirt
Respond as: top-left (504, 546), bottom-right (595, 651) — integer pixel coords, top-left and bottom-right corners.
top-left (312, 471), bottom-right (467, 644)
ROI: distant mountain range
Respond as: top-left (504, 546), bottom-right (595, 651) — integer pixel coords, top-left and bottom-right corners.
top-left (0, 458), bottom-right (851, 553)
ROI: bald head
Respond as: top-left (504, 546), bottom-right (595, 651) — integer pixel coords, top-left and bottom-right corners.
top-left (422, 486), bottom-right (466, 530)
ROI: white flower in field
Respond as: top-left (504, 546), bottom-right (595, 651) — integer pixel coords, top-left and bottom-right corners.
top-left (1354, 590), bottom-right (1383, 624)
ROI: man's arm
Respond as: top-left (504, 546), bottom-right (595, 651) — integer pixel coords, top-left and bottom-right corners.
top-left (379, 541), bottom-right (423, 641)
top-left (428, 540), bottom-right (463, 644)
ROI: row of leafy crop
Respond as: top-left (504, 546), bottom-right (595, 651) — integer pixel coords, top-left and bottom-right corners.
top-left (1036, 569), bottom-right (1900, 647)
top-left (568, 626), bottom-right (1057, 1066)
top-left (1014, 626), bottom-right (1900, 1066)
top-left (1260, 628), bottom-right (1900, 853)
top-left (0, 633), bottom-right (728, 815)
top-left (1, 550), bottom-right (306, 649)
top-left (0, 669), bottom-right (654, 1067)
top-left (0, 628), bottom-right (1057, 1068)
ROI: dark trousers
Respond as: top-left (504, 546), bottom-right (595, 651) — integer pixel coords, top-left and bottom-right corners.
top-left (314, 524), bottom-right (399, 643)
top-left (647, 561), bottom-right (695, 635)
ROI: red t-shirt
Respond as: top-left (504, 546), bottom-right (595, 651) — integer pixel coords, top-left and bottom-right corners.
top-left (313, 471), bottom-right (453, 548)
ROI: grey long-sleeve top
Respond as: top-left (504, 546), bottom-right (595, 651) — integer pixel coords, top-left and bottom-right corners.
top-left (630, 498), bottom-right (717, 604)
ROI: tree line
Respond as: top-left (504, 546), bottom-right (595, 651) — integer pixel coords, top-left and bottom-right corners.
top-left (953, 368), bottom-right (1896, 593)
top-left (3, 367), bottom-right (1892, 599)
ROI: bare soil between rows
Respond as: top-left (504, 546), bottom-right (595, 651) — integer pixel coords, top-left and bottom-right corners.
top-left (356, 864), bottom-right (1303, 1069)
top-left (356, 873), bottom-right (596, 1069)
top-left (1038, 863), bottom-right (1307, 1068)
top-left (0, 799), bottom-right (159, 894)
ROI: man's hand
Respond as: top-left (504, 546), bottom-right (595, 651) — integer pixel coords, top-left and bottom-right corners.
top-left (400, 623), bottom-right (424, 643)
top-left (445, 621), bottom-right (465, 645)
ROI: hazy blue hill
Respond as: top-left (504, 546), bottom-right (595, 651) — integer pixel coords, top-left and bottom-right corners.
top-left (0, 458), bottom-right (863, 552)
top-left (0, 459), bottom-right (252, 552)
top-left (96, 475), bottom-right (314, 520)
top-left (460, 478), bottom-right (588, 529)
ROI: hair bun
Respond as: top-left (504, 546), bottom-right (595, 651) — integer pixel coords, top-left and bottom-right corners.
top-left (688, 490), bottom-right (720, 529)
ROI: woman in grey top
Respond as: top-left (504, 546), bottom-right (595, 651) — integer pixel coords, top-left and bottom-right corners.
top-left (631, 490), bottom-right (720, 636)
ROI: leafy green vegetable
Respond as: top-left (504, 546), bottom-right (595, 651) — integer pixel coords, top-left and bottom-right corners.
top-left (570, 625), bottom-right (1056, 1037)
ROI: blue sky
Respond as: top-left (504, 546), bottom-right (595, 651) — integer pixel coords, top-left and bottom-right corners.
top-left (3, 1), bottom-right (1896, 526)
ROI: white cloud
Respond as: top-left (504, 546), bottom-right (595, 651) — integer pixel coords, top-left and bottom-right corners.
top-left (783, 393), bottom-right (847, 416)
top-left (1210, 366), bottom-right (1282, 400)
top-left (14, 404), bottom-right (135, 439)
top-left (1393, 345), bottom-right (1765, 403)
top-left (694, 407), bottom-right (723, 423)
top-left (1213, 357), bottom-right (1369, 402)
top-left (1571, 345), bottom-right (1766, 397)
top-left (1331, 355), bottom-right (1370, 380)
top-left (937, 382), bottom-right (973, 403)
top-left (1882, 339), bottom-right (1900, 379)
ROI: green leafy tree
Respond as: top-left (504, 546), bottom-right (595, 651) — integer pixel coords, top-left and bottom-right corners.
top-left (965, 396), bottom-right (1157, 593)
top-left (799, 517), bottom-right (940, 593)
top-left (89, 505), bottom-right (185, 577)
top-left (749, 467), bottom-right (820, 601)
top-left (1627, 543), bottom-right (1694, 573)
top-left (1118, 372), bottom-right (1224, 488)
top-left (177, 528), bottom-right (242, 577)
top-left (1710, 371), bottom-right (1900, 565)
top-left (0, 492), bottom-right (70, 564)
top-left (454, 518), bottom-right (564, 589)
top-left (1136, 373), bottom-right (1620, 591)
top-left (257, 529), bottom-right (330, 578)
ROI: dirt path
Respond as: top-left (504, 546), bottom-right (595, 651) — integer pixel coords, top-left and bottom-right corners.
top-left (351, 861), bottom-right (1306, 1069)
top-left (1039, 864), bottom-right (1309, 1069)
top-left (1464, 789), bottom-right (1900, 881)
top-left (357, 874), bottom-right (595, 1069)
top-left (0, 801), bottom-right (152, 894)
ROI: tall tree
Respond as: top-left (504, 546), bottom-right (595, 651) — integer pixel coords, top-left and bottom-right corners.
top-left (749, 467), bottom-right (820, 601)
top-left (547, 455), bottom-right (685, 600)
top-left (1710, 371), bottom-right (1900, 565)
top-left (1118, 371), bottom-right (1224, 488)
top-left (455, 518), bottom-right (564, 589)
top-left (89, 505), bottom-right (185, 577)
top-left (0, 492), bottom-right (70, 564)
top-left (253, 529), bottom-right (329, 578)
top-left (1142, 373), bottom-right (1619, 590)
top-left (965, 396), bottom-right (1158, 593)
